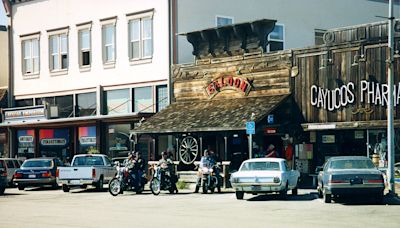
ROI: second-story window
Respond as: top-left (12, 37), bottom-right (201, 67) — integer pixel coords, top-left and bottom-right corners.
top-left (22, 38), bottom-right (39, 75)
top-left (102, 24), bottom-right (116, 63)
top-left (79, 29), bottom-right (91, 67)
top-left (128, 10), bottom-right (153, 61)
top-left (216, 16), bottom-right (233, 27)
top-left (49, 33), bottom-right (68, 71)
top-left (268, 24), bottom-right (284, 52)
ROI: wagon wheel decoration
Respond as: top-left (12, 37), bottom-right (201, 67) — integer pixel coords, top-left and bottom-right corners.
top-left (179, 136), bottom-right (199, 164)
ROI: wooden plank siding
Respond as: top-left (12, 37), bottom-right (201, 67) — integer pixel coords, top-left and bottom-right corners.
top-left (292, 20), bottom-right (400, 124)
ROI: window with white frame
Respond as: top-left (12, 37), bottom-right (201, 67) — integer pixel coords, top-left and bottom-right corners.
top-left (128, 11), bottom-right (153, 61)
top-left (103, 24), bottom-right (115, 63)
top-left (268, 24), bottom-right (284, 52)
top-left (49, 33), bottom-right (68, 71)
top-left (22, 38), bottom-right (39, 75)
top-left (78, 25), bottom-right (91, 67)
top-left (216, 16), bottom-right (233, 27)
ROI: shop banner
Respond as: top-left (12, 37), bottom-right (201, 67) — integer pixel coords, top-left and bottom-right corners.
top-left (39, 129), bottom-right (69, 147)
top-left (79, 126), bottom-right (96, 145)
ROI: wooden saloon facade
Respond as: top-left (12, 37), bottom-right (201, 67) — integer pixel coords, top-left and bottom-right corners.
top-left (133, 19), bottom-right (400, 173)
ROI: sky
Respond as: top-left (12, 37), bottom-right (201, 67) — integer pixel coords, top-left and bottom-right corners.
top-left (1, 4), bottom-right (7, 26)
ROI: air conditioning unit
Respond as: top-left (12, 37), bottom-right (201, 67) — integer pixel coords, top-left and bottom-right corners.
top-left (49, 105), bottom-right (59, 118)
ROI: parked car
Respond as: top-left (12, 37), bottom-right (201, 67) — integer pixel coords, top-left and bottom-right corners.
top-left (230, 158), bottom-right (300, 200)
top-left (57, 154), bottom-right (116, 192)
top-left (0, 158), bottom-right (22, 186)
top-left (395, 162), bottom-right (400, 176)
top-left (13, 157), bottom-right (64, 190)
top-left (317, 156), bottom-right (385, 203)
top-left (0, 160), bottom-right (8, 194)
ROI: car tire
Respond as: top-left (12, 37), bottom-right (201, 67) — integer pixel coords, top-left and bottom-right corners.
top-left (317, 188), bottom-right (323, 198)
top-left (17, 185), bottom-right (25, 191)
top-left (236, 191), bottom-right (244, 200)
top-left (96, 177), bottom-right (104, 191)
top-left (62, 184), bottom-right (70, 193)
top-left (324, 192), bottom-right (332, 203)
top-left (280, 183), bottom-right (288, 199)
top-left (51, 183), bottom-right (59, 190)
top-left (0, 187), bottom-right (5, 195)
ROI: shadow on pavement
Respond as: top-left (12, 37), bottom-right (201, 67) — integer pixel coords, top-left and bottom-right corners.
top-left (0, 192), bottom-right (26, 196)
top-left (247, 192), bottom-right (318, 202)
top-left (23, 186), bottom-right (60, 191)
top-left (334, 195), bottom-right (400, 206)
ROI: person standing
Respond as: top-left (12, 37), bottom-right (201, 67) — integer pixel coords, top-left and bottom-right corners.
top-left (265, 144), bottom-right (277, 158)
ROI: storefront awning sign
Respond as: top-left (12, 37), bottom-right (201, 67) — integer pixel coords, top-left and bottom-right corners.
top-left (205, 75), bottom-right (252, 99)
top-left (79, 136), bottom-right (96, 145)
top-left (40, 138), bottom-right (67, 146)
top-left (3, 105), bottom-right (46, 122)
top-left (310, 80), bottom-right (400, 111)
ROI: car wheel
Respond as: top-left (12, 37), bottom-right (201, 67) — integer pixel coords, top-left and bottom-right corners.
top-left (62, 184), bottom-right (70, 193)
top-left (17, 185), bottom-right (25, 191)
top-left (236, 191), bottom-right (244, 200)
top-left (51, 183), bottom-right (59, 190)
top-left (324, 192), bottom-right (332, 203)
top-left (96, 177), bottom-right (104, 191)
top-left (280, 183), bottom-right (288, 199)
top-left (317, 188), bottom-right (323, 198)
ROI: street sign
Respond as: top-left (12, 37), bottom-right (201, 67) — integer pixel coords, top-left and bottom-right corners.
top-left (246, 121), bottom-right (255, 135)
top-left (267, 114), bottom-right (274, 124)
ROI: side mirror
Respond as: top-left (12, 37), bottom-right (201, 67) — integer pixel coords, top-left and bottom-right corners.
top-left (315, 167), bottom-right (323, 173)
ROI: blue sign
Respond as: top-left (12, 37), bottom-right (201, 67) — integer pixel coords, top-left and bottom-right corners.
top-left (246, 121), bottom-right (255, 135)
top-left (267, 114), bottom-right (274, 124)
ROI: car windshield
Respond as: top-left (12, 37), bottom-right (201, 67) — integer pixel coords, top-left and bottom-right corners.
top-left (329, 159), bottom-right (375, 169)
top-left (240, 162), bottom-right (280, 171)
top-left (73, 156), bottom-right (104, 166)
top-left (22, 160), bottom-right (53, 168)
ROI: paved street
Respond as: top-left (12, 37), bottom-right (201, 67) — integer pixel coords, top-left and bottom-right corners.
top-left (0, 187), bottom-right (399, 228)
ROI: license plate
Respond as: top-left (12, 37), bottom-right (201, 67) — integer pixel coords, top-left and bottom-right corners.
top-left (350, 178), bottom-right (363, 185)
top-left (70, 180), bottom-right (80, 185)
top-left (28, 174), bottom-right (36, 178)
top-left (252, 185), bottom-right (261, 191)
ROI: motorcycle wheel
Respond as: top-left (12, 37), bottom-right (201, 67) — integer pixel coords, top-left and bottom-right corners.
top-left (210, 187), bottom-right (215, 194)
top-left (150, 178), bottom-right (161, 195)
top-left (168, 187), bottom-right (174, 194)
top-left (202, 179), bottom-right (208, 194)
top-left (108, 178), bottom-right (121, 197)
top-left (217, 186), bottom-right (221, 193)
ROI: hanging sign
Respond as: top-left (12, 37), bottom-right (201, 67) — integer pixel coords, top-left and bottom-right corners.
top-left (205, 75), bottom-right (252, 99)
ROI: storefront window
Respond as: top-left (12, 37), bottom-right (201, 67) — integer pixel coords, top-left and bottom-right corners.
top-left (107, 124), bottom-right (131, 158)
top-left (78, 126), bottom-right (97, 154)
top-left (156, 85), bottom-right (168, 112)
top-left (15, 99), bottom-right (33, 107)
top-left (133, 86), bottom-right (153, 113)
top-left (17, 129), bottom-right (35, 159)
top-left (35, 95), bottom-right (73, 118)
top-left (39, 129), bottom-right (70, 161)
top-left (76, 92), bottom-right (96, 117)
top-left (105, 89), bottom-right (131, 115)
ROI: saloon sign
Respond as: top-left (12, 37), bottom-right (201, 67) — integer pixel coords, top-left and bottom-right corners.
top-left (311, 80), bottom-right (400, 111)
top-left (205, 76), bottom-right (252, 98)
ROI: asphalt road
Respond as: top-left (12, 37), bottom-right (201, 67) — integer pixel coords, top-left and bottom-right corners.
top-left (0, 187), bottom-right (399, 228)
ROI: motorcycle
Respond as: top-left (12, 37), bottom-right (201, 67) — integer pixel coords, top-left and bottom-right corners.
top-left (150, 163), bottom-right (176, 195)
top-left (196, 164), bottom-right (222, 194)
top-left (108, 162), bottom-right (147, 196)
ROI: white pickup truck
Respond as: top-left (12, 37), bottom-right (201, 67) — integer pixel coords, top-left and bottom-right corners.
top-left (57, 154), bottom-right (116, 192)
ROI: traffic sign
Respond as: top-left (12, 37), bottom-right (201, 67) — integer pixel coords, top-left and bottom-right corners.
top-left (246, 121), bottom-right (255, 135)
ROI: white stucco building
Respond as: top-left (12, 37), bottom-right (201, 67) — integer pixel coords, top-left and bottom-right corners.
top-left (1, 0), bottom-right (171, 161)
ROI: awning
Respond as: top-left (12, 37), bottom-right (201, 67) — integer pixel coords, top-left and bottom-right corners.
top-left (132, 94), bottom-right (290, 134)
top-left (302, 120), bottom-right (400, 131)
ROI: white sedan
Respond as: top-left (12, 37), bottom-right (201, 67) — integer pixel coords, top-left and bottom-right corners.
top-left (230, 158), bottom-right (300, 200)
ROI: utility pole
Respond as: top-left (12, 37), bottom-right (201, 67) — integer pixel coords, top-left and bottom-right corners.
top-left (387, 0), bottom-right (396, 195)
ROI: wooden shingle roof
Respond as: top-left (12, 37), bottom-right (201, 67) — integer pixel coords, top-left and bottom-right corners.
top-left (133, 94), bottom-right (289, 134)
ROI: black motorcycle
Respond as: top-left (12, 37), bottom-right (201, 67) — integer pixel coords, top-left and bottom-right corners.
top-left (150, 163), bottom-right (176, 195)
top-left (108, 162), bottom-right (147, 196)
